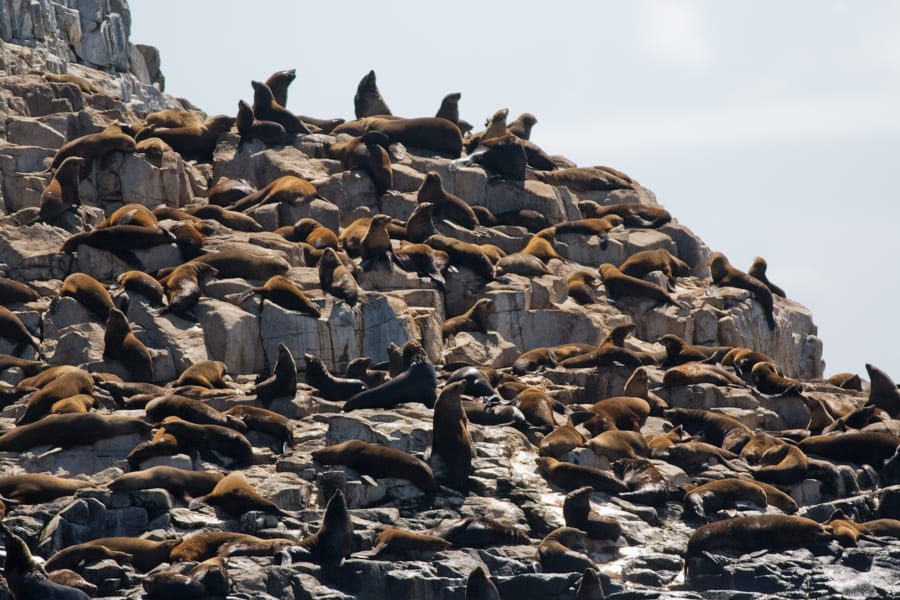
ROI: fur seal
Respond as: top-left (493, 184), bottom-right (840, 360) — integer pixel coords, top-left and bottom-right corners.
top-left (278, 218), bottom-right (339, 249)
top-left (0, 413), bottom-right (151, 451)
top-left (174, 360), bottom-right (231, 389)
top-left (18, 365), bottom-right (94, 425)
top-left (750, 361), bottom-right (803, 395)
top-left (613, 457), bottom-right (670, 505)
top-left (328, 131), bottom-right (393, 194)
top-left (43, 71), bottom-right (105, 94)
top-left (663, 408), bottom-right (752, 453)
top-left (1, 522), bottom-right (91, 600)
top-left (229, 175), bottom-right (317, 213)
top-left (586, 396), bottom-right (651, 433)
top-left (425, 516), bottom-right (530, 548)
top-left (187, 204), bottom-right (262, 232)
top-left (748, 256), bottom-right (786, 297)
top-left (245, 275), bottom-right (320, 317)
top-left (367, 528), bottom-right (452, 557)
top-left (598, 263), bottom-right (676, 305)
top-left (264, 68), bottom-right (295, 107)
top-left (83, 537), bottom-right (181, 572)
top-left (560, 323), bottom-right (643, 369)
top-left (662, 362), bottom-right (745, 388)
top-left (425, 234), bottom-right (495, 280)
top-left (49, 126), bottom-right (136, 176)
top-left (0, 474), bottom-right (92, 503)
top-left (394, 242), bottom-right (449, 288)
top-left (193, 471), bottom-right (287, 516)
top-left (112, 270), bottom-right (165, 305)
top-left (354, 70), bottom-right (392, 118)
top-left (620, 249), bottom-right (690, 290)
top-left (343, 341), bottom-right (436, 410)
top-left (98, 203), bottom-right (159, 229)
top-left (171, 531), bottom-right (289, 562)
top-left (826, 372), bottom-right (862, 390)
top-left (710, 252), bottom-right (776, 330)
top-left (312, 439), bottom-right (439, 493)
top-left (513, 387), bottom-right (562, 432)
top-left (431, 381), bottom-right (474, 491)
top-left (405, 201), bottom-right (437, 243)
top-left (157, 415), bottom-right (253, 466)
top-left (465, 566), bottom-right (501, 600)
top-left (555, 216), bottom-right (624, 250)
top-left (360, 214), bottom-right (396, 269)
top-left (536, 456), bottom-right (629, 494)
top-left (134, 136), bottom-right (172, 159)
top-left (682, 478), bottom-right (768, 519)
top-left (567, 271), bottom-right (599, 305)
top-left (60, 224), bottom-right (176, 258)
top-left (252, 342), bottom-right (297, 406)
top-left (137, 114), bottom-right (235, 162)
top-left (507, 112), bottom-right (538, 140)
top-left (104, 308), bottom-right (153, 382)
top-left (109, 466), bottom-right (224, 498)
top-left (206, 177), bottom-right (256, 207)
top-left (39, 156), bottom-right (83, 222)
top-left (657, 334), bottom-right (723, 366)
top-left (158, 261), bottom-right (218, 318)
top-left (650, 440), bottom-right (746, 473)
top-left (512, 347), bottom-right (559, 374)
top-left (538, 527), bottom-right (596, 573)
top-left (304, 353), bottom-right (367, 402)
top-left (59, 272), bottom-right (116, 321)
top-left (442, 298), bottom-right (493, 338)
top-left (237, 99), bottom-right (287, 146)
top-left (285, 489), bottom-right (353, 566)
top-left (580, 201), bottom-right (671, 228)
top-left (798, 432), bottom-right (900, 467)
top-left (575, 568), bottom-right (605, 600)
top-left (865, 363), bottom-right (900, 417)
top-left (564, 486), bottom-right (622, 541)
top-left (0, 306), bottom-right (43, 358)
top-left (319, 247), bottom-right (359, 306)
top-left (540, 417), bottom-right (588, 458)
top-left (534, 166), bottom-right (634, 193)
top-left (0, 278), bottom-right (39, 305)
top-left (223, 405), bottom-right (293, 444)
top-left (44, 543), bottom-right (133, 573)
top-left (461, 134), bottom-right (527, 180)
top-left (145, 394), bottom-right (245, 432)
top-left (585, 430), bottom-right (649, 460)
top-left (334, 116), bottom-right (462, 157)
top-left (752, 443), bottom-right (809, 484)
top-left (685, 514), bottom-right (830, 560)
top-left (417, 171), bottom-right (478, 228)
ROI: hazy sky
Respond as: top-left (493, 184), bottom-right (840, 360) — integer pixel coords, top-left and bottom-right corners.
top-left (129, 1), bottom-right (900, 379)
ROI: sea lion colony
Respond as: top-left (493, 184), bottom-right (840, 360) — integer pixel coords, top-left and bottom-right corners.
top-left (0, 17), bottom-right (898, 600)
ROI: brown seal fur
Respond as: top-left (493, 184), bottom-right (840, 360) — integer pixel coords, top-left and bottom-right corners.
top-left (158, 261), bottom-right (219, 317)
top-left (663, 407), bottom-right (752, 453)
top-left (538, 527), bottom-right (596, 573)
top-left (304, 353), bottom-right (368, 402)
top-left (425, 234), bottom-right (495, 280)
top-left (334, 116), bottom-right (462, 157)
top-left (465, 566), bottom-right (501, 600)
top-left (798, 431), bottom-right (900, 467)
top-left (685, 514), bottom-right (829, 560)
top-left (514, 387), bottom-right (561, 432)
top-left (598, 263), bottom-right (675, 305)
top-left (145, 394), bottom-right (245, 432)
top-left (521, 228), bottom-right (565, 263)
top-left (206, 177), bottom-right (255, 207)
top-left (585, 430), bottom-right (649, 460)
top-left (442, 298), bottom-right (493, 338)
top-left (104, 308), bottom-right (152, 382)
top-left (536, 456), bottom-right (628, 494)
top-left (223, 405), bottom-right (293, 444)
top-left (278, 218), bottom-right (338, 249)
top-left (0, 306), bottom-right (43, 357)
top-left (43, 71), bottom-right (105, 94)
top-left (237, 98), bottom-right (287, 146)
top-left (535, 166), bottom-right (634, 193)
top-left (327, 130), bottom-right (393, 194)
top-left (682, 478), bottom-right (768, 519)
top-left (312, 439), bottom-right (439, 493)
top-left (0, 278), bottom-right (40, 305)
top-left (156, 416), bottom-right (253, 466)
top-left (253, 342), bottom-right (298, 406)
top-left (865, 363), bottom-right (900, 417)
top-left (750, 361), bottom-right (803, 395)
top-left (580, 201), bottom-right (671, 228)
top-left (109, 466), bottom-right (224, 498)
top-left (49, 126), bottom-right (136, 175)
top-left (171, 531), bottom-right (289, 562)
top-left (585, 396), bottom-right (651, 433)
top-left (39, 156), bottom-right (83, 222)
top-left (60, 224), bottom-right (175, 255)
top-left (368, 528), bottom-right (452, 556)
top-left (662, 362), bottom-right (745, 388)
top-left (405, 201), bottom-right (437, 243)
top-left (564, 486), bottom-right (622, 541)
top-left (98, 203), bottom-right (158, 228)
top-left (752, 443), bottom-right (809, 484)
top-left (113, 270), bottom-right (165, 305)
top-left (710, 252), bottom-right (775, 330)
top-left (567, 271), bottom-right (599, 305)
top-left (559, 323), bottom-right (643, 369)
top-left (343, 342), bottom-right (436, 410)
top-left (187, 204), bottom-right (262, 232)
top-left (464, 134), bottom-right (528, 180)
top-left (137, 115), bottom-right (234, 162)
top-left (507, 112), bottom-right (538, 139)
top-left (748, 256), bottom-right (786, 297)
top-left (613, 457), bottom-right (670, 505)
top-left (17, 366), bottom-right (94, 425)
top-left (174, 360), bottom-right (230, 389)
top-left (425, 516), bottom-right (530, 548)
top-left (319, 247), bottom-right (360, 306)
top-left (44, 543), bottom-right (133, 573)
top-left (0, 413), bottom-right (151, 452)
top-left (1, 522), bottom-right (91, 600)
top-left (134, 137), bottom-right (172, 159)
top-left (60, 272), bottom-right (116, 321)
top-left (246, 275), bottom-right (320, 317)
top-left (540, 418), bottom-right (588, 458)
top-left (417, 171), bottom-right (478, 229)
top-left (354, 70), bottom-right (392, 118)
top-left (230, 175), bottom-right (317, 213)
top-left (0, 474), bottom-right (92, 503)
top-left (620, 249), bottom-right (690, 290)
top-left (287, 489), bottom-right (353, 565)
top-left (44, 570), bottom-right (98, 597)
top-left (193, 471), bottom-right (287, 516)
top-left (826, 372), bottom-right (862, 391)
top-left (657, 334), bottom-right (725, 367)
top-left (81, 537), bottom-right (181, 572)
top-left (431, 381), bottom-right (475, 491)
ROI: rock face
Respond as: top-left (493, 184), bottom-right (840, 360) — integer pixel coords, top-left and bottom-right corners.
top-left (2, 3), bottom-right (898, 600)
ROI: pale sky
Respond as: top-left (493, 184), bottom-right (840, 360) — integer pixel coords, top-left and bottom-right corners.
top-left (129, 1), bottom-right (900, 380)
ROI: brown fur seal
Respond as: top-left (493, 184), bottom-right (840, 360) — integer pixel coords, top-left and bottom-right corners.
top-left (304, 353), bottom-right (367, 402)
top-left (264, 68), bottom-right (295, 107)
top-left (462, 134), bottom-right (527, 180)
top-left (613, 457), bottom-right (670, 505)
top-left (752, 443), bottom-right (809, 484)
top-left (253, 342), bottom-right (298, 406)
top-left (507, 112), bottom-right (538, 140)
top-left (394, 242), bottom-right (449, 288)
top-left (431, 381), bottom-right (474, 491)
top-left (663, 407), bottom-right (752, 452)
top-left (145, 394), bottom-right (245, 432)
top-left (43, 71), bottom-right (104, 94)
top-left (367, 528), bottom-right (452, 557)
top-left (567, 271), bottom-right (599, 305)
top-left (425, 516), bottom-right (530, 548)
top-left (44, 543), bottom-right (133, 573)
top-left (865, 363), bottom-right (900, 417)
top-left (223, 405), bottom-right (293, 444)
top-left (710, 252), bottom-right (775, 330)
top-left (206, 177), bottom-right (255, 207)
top-left (534, 166), bottom-right (635, 193)
top-left (98, 203), bottom-right (158, 229)
top-left (343, 342), bottom-right (436, 410)
top-left (536, 456), bottom-right (629, 494)
top-left (580, 201), bottom-right (671, 228)
top-left (425, 234), bottom-right (495, 280)
top-left (174, 360), bottom-right (230, 389)
top-left (354, 70), bottom-right (392, 118)
top-left (278, 218), bottom-right (338, 249)
top-left (229, 175), bottom-right (317, 213)
top-left (657, 334), bottom-right (726, 367)
top-left (682, 478), bottom-right (768, 519)
top-left (0, 474), bottom-right (92, 503)
top-left (564, 486), bottom-right (622, 541)
top-left (138, 114), bottom-right (235, 162)
top-left (143, 110), bottom-right (203, 129)
top-left (49, 126), bottom-right (136, 176)
top-left (554, 216), bottom-right (624, 250)
top-left (158, 261), bottom-right (218, 318)
top-left (237, 99), bottom-right (287, 146)
top-left (0, 413), bottom-right (151, 451)
top-left (585, 430), bottom-right (649, 460)
top-left (514, 387), bottom-right (561, 432)
top-left (328, 130), bottom-right (393, 194)
top-left (748, 256), bottom-right (786, 297)
top-left (312, 439), bottom-right (439, 493)
top-left (586, 396), bottom-right (651, 433)
top-left (465, 566), bottom-right (501, 600)
top-left (826, 372), bottom-right (862, 390)
top-left (685, 514), bottom-right (829, 560)
top-left (360, 214), bottom-right (395, 269)
top-left (540, 417), bottom-right (588, 459)
top-left (83, 537), bottom-right (180, 572)
top-left (175, 246), bottom-right (290, 280)
top-left (60, 224), bottom-right (176, 257)
top-left (662, 362), bottom-right (745, 388)
top-left (170, 531), bottom-right (287, 562)
top-left (0, 278), bottom-right (39, 305)
top-left (112, 270), bottom-right (165, 305)
top-left (538, 527), bottom-right (596, 573)
top-left (560, 323), bottom-right (643, 369)
top-left (750, 361), bottom-right (803, 395)
top-left (108, 466), bottom-right (224, 498)
top-left (442, 298), bottom-right (493, 338)
top-left (284, 489), bottom-right (353, 566)
top-left (134, 136), bottom-right (172, 159)
top-left (157, 416), bottom-right (254, 466)
top-left (404, 201), bottom-right (437, 243)
top-left (598, 263), bottom-right (676, 305)
top-left (319, 247), bottom-right (359, 306)
top-left (512, 347), bottom-right (561, 374)
top-left (798, 431), bottom-right (900, 467)
top-left (193, 471), bottom-right (288, 516)
top-left (334, 116), bottom-right (462, 157)
top-left (39, 156), bottom-right (83, 222)
top-left (245, 275), bottom-right (320, 317)
top-left (59, 272), bottom-right (116, 321)
top-left (0, 306), bottom-right (43, 357)
top-left (17, 366), bottom-right (94, 425)
top-left (187, 204), bottom-right (262, 232)
top-left (620, 249), bottom-right (690, 290)
top-left (417, 171), bottom-right (478, 228)
top-left (1, 522), bottom-right (91, 599)
top-left (575, 567), bottom-right (605, 600)
top-left (104, 308), bottom-right (152, 382)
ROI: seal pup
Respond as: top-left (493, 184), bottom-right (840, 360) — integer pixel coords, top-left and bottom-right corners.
top-left (1, 522), bottom-right (90, 599)
top-left (278, 218), bottom-right (338, 248)
top-left (709, 252), bottom-right (775, 330)
top-left (537, 527), bottom-right (596, 573)
top-left (748, 256), bottom-right (786, 297)
top-left (312, 439), bottom-right (439, 493)
top-left (354, 70), bottom-right (392, 118)
top-left (38, 156), bottom-right (83, 223)
top-left (343, 341), bottom-right (436, 410)
top-left (431, 381), bottom-right (474, 491)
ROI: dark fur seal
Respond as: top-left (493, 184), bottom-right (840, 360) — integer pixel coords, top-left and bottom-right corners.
top-left (710, 252), bottom-right (775, 330)
top-left (49, 125), bottom-right (136, 176)
top-left (663, 407), bottom-right (752, 453)
top-left (312, 439), bottom-right (439, 493)
top-left (328, 131), bottom-right (393, 194)
top-left (613, 457), bottom-right (669, 505)
top-left (109, 466), bottom-right (224, 498)
top-left (245, 276), bottom-right (320, 317)
top-left (39, 156), bottom-right (83, 222)
top-left (367, 528), bottom-right (452, 557)
top-left (44, 543), bottom-right (133, 573)
top-left (750, 361), bottom-right (803, 395)
top-left (748, 256), bottom-right (786, 297)
top-left (158, 261), bottom-right (218, 317)
top-left (426, 516), bottom-right (530, 548)
top-left (442, 298), bottom-right (493, 338)
top-left (598, 263), bottom-right (676, 305)
top-left (334, 116), bottom-right (462, 157)
top-left (0, 278), bottom-right (39, 305)
top-left (431, 381), bottom-right (474, 491)
top-left (157, 416), bottom-right (253, 466)
top-left (798, 432), bottom-right (900, 467)
top-left (0, 413), bottom-right (149, 452)
top-left (104, 308), bottom-right (152, 382)
top-left (0, 474), bottom-right (92, 503)
top-left (534, 166), bottom-right (634, 193)
top-left (1, 522), bottom-right (90, 599)
top-left (61, 224), bottom-right (176, 257)
top-left (138, 114), bottom-right (235, 162)
top-left (304, 353), bottom-right (367, 402)
top-left (206, 177), bottom-right (255, 207)
top-left (354, 70), bottom-right (392, 118)
top-left (145, 394), bottom-right (245, 432)
top-left (507, 112), bottom-right (538, 139)
top-left (285, 489), bottom-right (353, 566)
top-left (18, 365), bottom-right (94, 425)
top-left (417, 171), bottom-right (478, 229)
top-left (538, 527), bottom-right (596, 573)
top-left (865, 363), bottom-right (900, 417)
top-left (319, 247), bottom-right (359, 306)
top-left (237, 99), bottom-right (287, 146)
top-left (187, 204), bottom-right (262, 232)
top-left (343, 342), bottom-right (436, 410)
top-left (682, 478), bottom-right (768, 519)
top-left (425, 234), bottom-right (495, 280)
top-left (278, 217), bottom-right (338, 248)
top-left (580, 201), bottom-right (671, 228)
top-left (564, 486), bottom-right (622, 541)
top-left (685, 514), bottom-right (829, 560)
top-left (536, 456), bottom-right (628, 494)
top-left (82, 537), bottom-right (181, 572)
top-left (462, 134), bottom-right (527, 180)
top-left (223, 405), bottom-right (293, 444)
top-left (465, 566), bottom-right (501, 600)
top-left (620, 249), bottom-right (690, 290)
top-left (0, 306), bottom-right (43, 357)
top-left (252, 342), bottom-right (298, 406)
top-left (97, 203), bottom-right (158, 228)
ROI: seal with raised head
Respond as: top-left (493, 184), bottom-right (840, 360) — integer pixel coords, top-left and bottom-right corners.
top-left (157, 416), bottom-right (254, 466)
top-left (39, 156), bottom-right (83, 222)
top-left (864, 363), bottom-right (900, 417)
top-left (104, 308), bottom-right (152, 383)
top-left (312, 439), bottom-right (439, 493)
top-left (319, 247), bottom-right (360, 306)
top-left (304, 353), bottom-right (367, 402)
top-left (465, 566), bottom-right (500, 600)
top-left (564, 486), bottom-right (622, 541)
top-left (354, 70), bottom-right (392, 118)
top-left (538, 527), bottom-right (596, 573)
top-left (431, 380), bottom-right (474, 492)
top-left (343, 341), bottom-right (436, 411)
top-left (284, 489), bottom-right (353, 566)
top-left (1, 522), bottom-right (90, 600)
top-left (251, 80), bottom-right (309, 135)
top-left (748, 256), bottom-right (786, 297)
top-left (253, 342), bottom-right (298, 406)
top-left (442, 298), bottom-right (493, 338)
top-left (710, 252), bottom-right (775, 330)
top-left (236, 99), bottom-right (287, 147)
top-left (417, 171), bottom-right (478, 229)
top-left (507, 112), bottom-right (538, 140)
